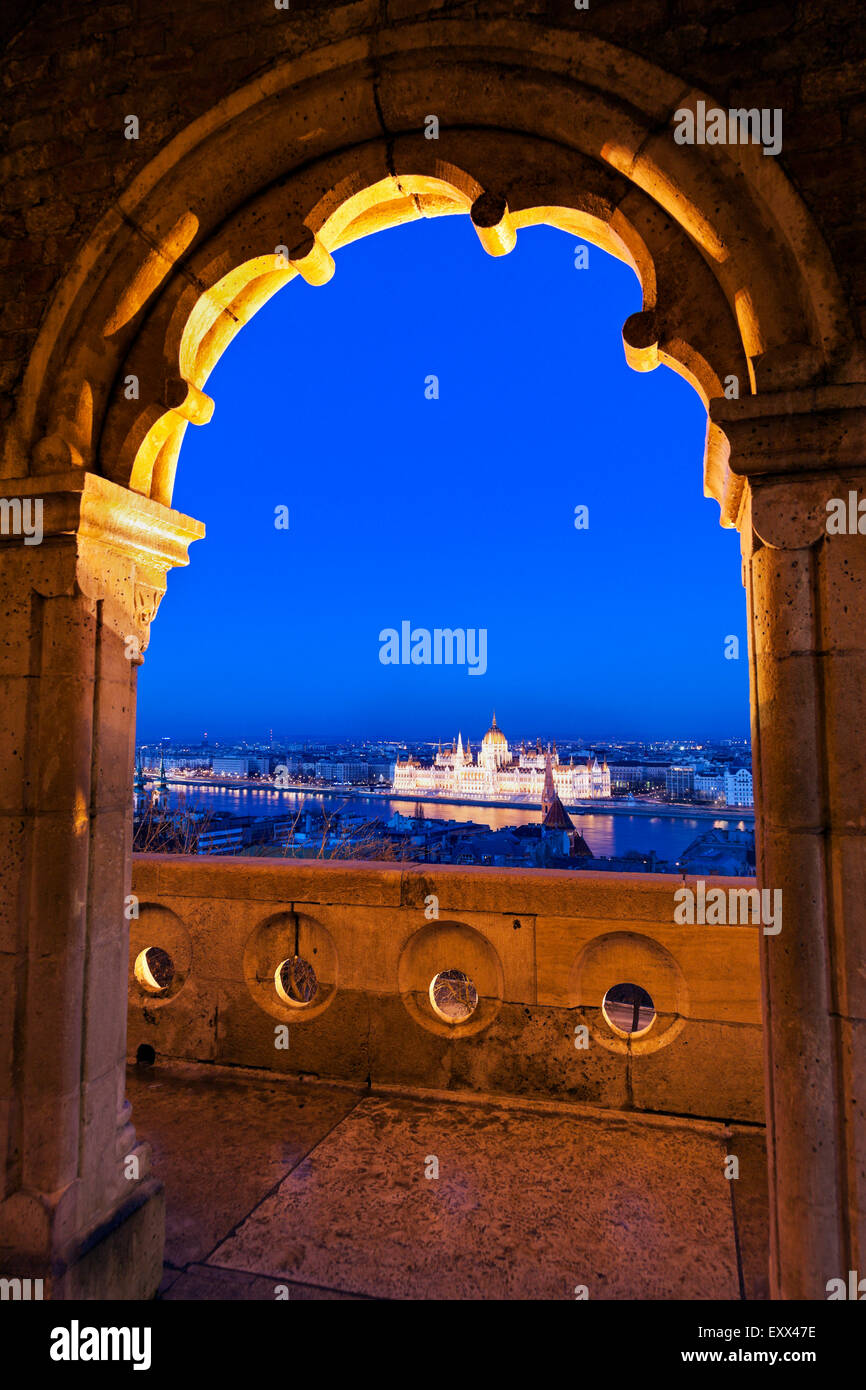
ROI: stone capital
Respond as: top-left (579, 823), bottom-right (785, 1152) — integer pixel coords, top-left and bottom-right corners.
top-left (707, 385), bottom-right (866, 542)
top-left (750, 473), bottom-right (866, 551)
top-left (710, 383), bottom-right (866, 478)
top-left (0, 470), bottom-right (204, 650)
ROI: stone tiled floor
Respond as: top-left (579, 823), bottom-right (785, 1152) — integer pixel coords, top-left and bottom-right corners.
top-left (127, 1061), bottom-right (769, 1301)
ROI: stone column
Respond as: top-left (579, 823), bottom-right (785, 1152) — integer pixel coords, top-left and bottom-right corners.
top-left (712, 386), bottom-right (866, 1300)
top-left (0, 470), bottom-right (203, 1298)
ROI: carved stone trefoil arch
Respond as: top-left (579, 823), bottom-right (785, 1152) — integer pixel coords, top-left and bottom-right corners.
top-left (1, 17), bottom-right (865, 1302)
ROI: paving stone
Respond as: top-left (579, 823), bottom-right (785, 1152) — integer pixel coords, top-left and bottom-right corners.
top-left (728, 1125), bottom-right (771, 1301)
top-left (127, 1062), bottom-right (364, 1267)
top-left (209, 1092), bottom-right (745, 1300)
top-left (162, 1263), bottom-right (366, 1300)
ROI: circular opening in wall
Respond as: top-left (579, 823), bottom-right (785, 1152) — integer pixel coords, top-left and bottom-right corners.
top-left (602, 982), bottom-right (656, 1038)
top-left (429, 969), bottom-right (479, 1024)
top-left (136, 1044), bottom-right (156, 1067)
top-left (275, 955), bottom-right (318, 1008)
top-left (134, 946), bottom-right (175, 995)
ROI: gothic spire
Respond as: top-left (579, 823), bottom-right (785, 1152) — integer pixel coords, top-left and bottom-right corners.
top-left (541, 749), bottom-right (556, 820)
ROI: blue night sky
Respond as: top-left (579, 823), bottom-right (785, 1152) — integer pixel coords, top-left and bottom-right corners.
top-left (136, 216), bottom-right (749, 745)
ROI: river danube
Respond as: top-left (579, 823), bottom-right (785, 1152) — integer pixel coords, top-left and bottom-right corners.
top-left (163, 783), bottom-right (751, 864)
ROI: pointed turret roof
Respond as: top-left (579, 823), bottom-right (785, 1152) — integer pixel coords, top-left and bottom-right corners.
top-left (570, 827), bottom-right (593, 858)
top-left (542, 792), bottom-right (575, 832)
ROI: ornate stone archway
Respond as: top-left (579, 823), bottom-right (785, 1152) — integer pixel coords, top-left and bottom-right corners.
top-left (1, 14), bottom-right (864, 1299)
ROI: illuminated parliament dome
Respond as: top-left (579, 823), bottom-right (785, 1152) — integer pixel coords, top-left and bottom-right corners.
top-left (482, 713), bottom-right (507, 744)
top-left (481, 711), bottom-right (510, 769)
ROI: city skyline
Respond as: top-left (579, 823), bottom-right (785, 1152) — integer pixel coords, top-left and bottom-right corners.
top-left (5, 0), bottom-right (857, 1317)
top-left (137, 722), bottom-right (751, 750)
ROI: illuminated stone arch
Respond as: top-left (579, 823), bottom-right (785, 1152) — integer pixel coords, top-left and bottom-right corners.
top-left (6, 20), bottom-right (857, 517)
top-left (2, 18), bottom-right (864, 1304)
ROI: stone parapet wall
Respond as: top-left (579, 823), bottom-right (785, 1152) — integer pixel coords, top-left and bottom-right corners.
top-left (130, 855), bottom-right (764, 1122)
top-left (2, 0), bottom-right (862, 1299)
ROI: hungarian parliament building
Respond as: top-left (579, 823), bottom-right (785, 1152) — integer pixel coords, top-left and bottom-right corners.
top-left (393, 713), bottom-right (612, 802)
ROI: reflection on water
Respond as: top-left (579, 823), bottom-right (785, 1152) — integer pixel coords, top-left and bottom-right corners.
top-left (164, 784), bottom-right (748, 865)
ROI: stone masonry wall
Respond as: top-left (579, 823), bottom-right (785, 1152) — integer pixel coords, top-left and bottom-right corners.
top-left (1, 0), bottom-right (865, 431)
top-left (130, 856), bottom-right (765, 1123)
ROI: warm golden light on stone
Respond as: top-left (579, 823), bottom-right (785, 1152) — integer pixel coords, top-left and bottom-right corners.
top-left (2, 0), bottom-right (864, 1307)
top-left (470, 192), bottom-right (517, 256)
top-left (286, 228), bottom-right (336, 286)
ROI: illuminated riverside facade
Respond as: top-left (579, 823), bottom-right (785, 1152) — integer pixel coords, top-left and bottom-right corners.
top-left (393, 714), bottom-right (611, 802)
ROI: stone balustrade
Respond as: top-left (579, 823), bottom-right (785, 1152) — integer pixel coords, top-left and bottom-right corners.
top-left (129, 856), bottom-right (764, 1123)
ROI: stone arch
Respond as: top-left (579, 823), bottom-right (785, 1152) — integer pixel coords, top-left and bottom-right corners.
top-left (101, 149), bottom-right (751, 509)
top-left (2, 14), bottom-right (865, 1303)
top-left (5, 19), bottom-right (857, 524)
